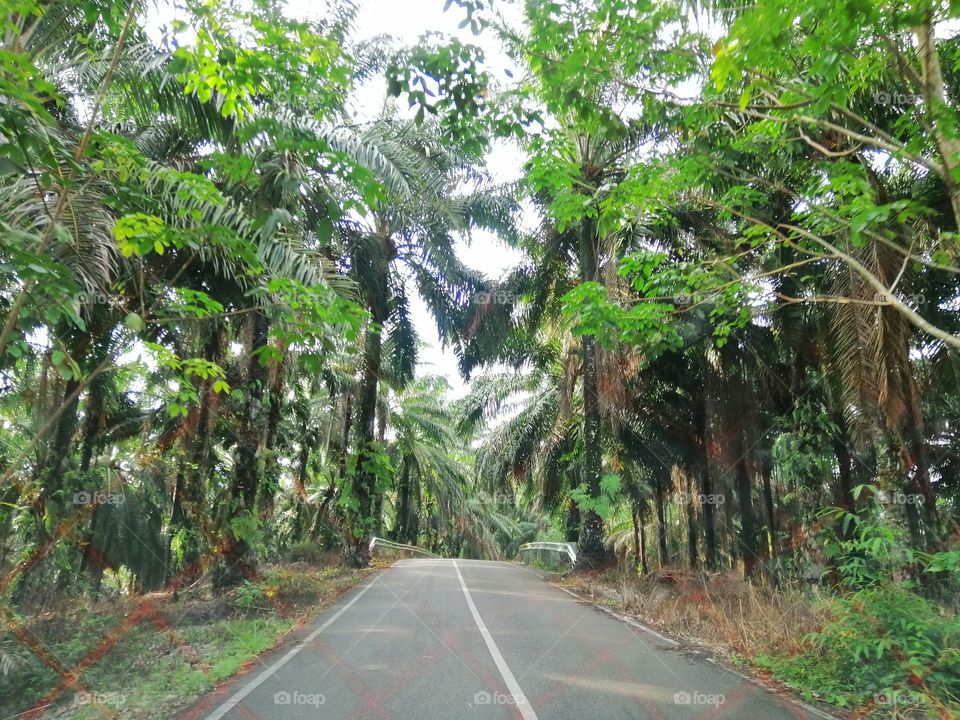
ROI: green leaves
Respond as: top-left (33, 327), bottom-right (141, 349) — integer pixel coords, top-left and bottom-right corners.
top-left (169, 289), bottom-right (224, 319)
top-left (560, 281), bottom-right (681, 356)
top-left (49, 345), bottom-right (81, 381)
top-left (261, 277), bottom-right (366, 358)
top-left (142, 342), bottom-right (231, 417)
top-left (123, 312), bottom-right (144, 333)
top-left (169, 1), bottom-right (352, 121)
top-left (113, 213), bottom-right (167, 257)
top-left (386, 36), bottom-right (491, 155)
top-left (569, 473), bottom-right (621, 519)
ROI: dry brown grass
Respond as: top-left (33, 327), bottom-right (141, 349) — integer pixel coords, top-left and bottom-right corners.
top-left (560, 568), bottom-right (821, 660)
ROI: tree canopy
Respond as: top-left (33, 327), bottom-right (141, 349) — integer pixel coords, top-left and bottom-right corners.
top-left (2, 0), bottom-right (960, 715)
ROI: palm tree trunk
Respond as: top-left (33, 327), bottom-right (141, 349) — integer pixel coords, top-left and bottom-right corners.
top-left (293, 442), bottom-right (310, 538)
top-left (409, 473), bottom-right (421, 544)
top-left (631, 502), bottom-right (646, 574)
top-left (349, 320), bottom-right (383, 565)
top-left (701, 348), bottom-right (719, 570)
top-left (734, 449), bottom-right (760, 580)
top-left (338, 392), bottom-right (353, 482)
top-left (654, 473), bottom-right (669, 567)
top-left (914, 15), bottom-right (960, 228)
top-left (78, 384), bottom-right (103, 474)
top-left (760, 453), bottom-right (777, 562)
top-left (577, 219), bottom-right (605, 567)
top-left (215, 311), bottom-right (269, 591)
top-left (348, 229), bottom-right (393, 566)
top-left (258, 354), bottom-right (286, 517)
top-left (636, 501), bottom-right (648, 574)
top-left (685, 470), bottom-right (698, 569)
top-left (396, 456), bottom-right (412, 542)
top-left (41, 376), bottom-right (82, 507)
top-left (700, 457), bottom-right (718, 570)
top-left (905, 375), bottom-right (939, 548)
top-left (565, 497), bottom-right (580, 543)
top-left (235, 311), bottom-right (270, 504)
top-left (78, 384), bottom-right (104, 589)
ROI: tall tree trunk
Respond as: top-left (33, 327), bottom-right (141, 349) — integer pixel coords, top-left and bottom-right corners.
top-left (832, 419), bottom-right (855, 511)
top-left (760, 453), bottom-right (777, 561)
top-left (636, 501), bottom-right (648, 574)
top-left (292, 442), bottom-right (310, 538)
top-left (685, 470), bottom-right (698, 569)
top-left (78, 382), bottom-right (103, 475)
top-left (235, 311), bottom-right (270, 509)
top-left (904, 372), bottom-right (939, 548)
top-left (338, 393), bottom-right (353, 483)
top-left (348, 231), bottom-right (392, 567)
top-left (700, 457), bottom-right (718, 570)
top-left (396, 456), bottom-right (412, 542)
top-left (78, 383), bottom-right (104, 590)
top-left (734, 449), bottom-right (759, 580)
top-left (215, 311), bottom-right (269, 591)
top-left (40, 376), bottom-right (82, 509)
top-left (654, 473), bottom-right (669, 567)
top-left (701, 348), bottom-right (719, 570)
top-left (577, 219), bottom-right (605, 567)
top-left (165, 321), bottom-right (224, 583)
top-left (371, 492), bottom-right (383, 536)
top-left (631, 502), bottom-right (648, 574)
top-left (350, 321), bottom-right (382, 565)
top-left (258, 353), bottom-right (285, 517)
top-left (760, 452), bottom-right (779, 586)
top-left (565, 497), bottom-right (580, 543)
top-left (914, 15), bottom-right (960, 228)
top-left (721, 351), bottom-right (760, 580)
top-left (409, 473), bottom-right (421, 544)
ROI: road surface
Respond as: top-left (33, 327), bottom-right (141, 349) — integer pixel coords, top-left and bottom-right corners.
top-left (182, 559), bottom-right (828, 720)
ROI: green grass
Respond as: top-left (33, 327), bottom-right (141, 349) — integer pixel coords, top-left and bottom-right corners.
top-left (0, 565), bottom-right (366, 719)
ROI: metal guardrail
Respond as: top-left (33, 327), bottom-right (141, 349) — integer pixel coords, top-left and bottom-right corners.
top-left (517, 541), bottom-right (578, 564)
top-left (369, 537), bottom-right (439, 558)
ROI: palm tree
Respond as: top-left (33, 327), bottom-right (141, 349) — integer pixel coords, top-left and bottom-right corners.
top-left (332, 114), bottom-right (496, 563)
top-left (376, 376), bottom-right (471, 545)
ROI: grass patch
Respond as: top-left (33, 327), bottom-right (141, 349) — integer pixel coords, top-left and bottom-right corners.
top-left (0, 564), bottom-right (369, 719)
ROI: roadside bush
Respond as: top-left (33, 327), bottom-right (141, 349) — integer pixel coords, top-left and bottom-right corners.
top-left (286, 541), bottom-right (337, 566)
top-left (757, 501), bottom-right (960, 717)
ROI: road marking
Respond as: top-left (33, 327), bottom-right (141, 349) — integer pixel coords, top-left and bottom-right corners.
top-left (453, 560), bottom-right (538, 720)
top-left (201, 574), bottom-right (381, 720)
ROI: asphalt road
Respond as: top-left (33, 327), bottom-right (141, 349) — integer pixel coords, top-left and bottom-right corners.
top-left (182, 559), bottom-right (828, 720)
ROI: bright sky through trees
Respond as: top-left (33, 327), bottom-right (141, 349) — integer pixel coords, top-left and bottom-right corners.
top-left (344, 0), bottom-right (527, 394)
